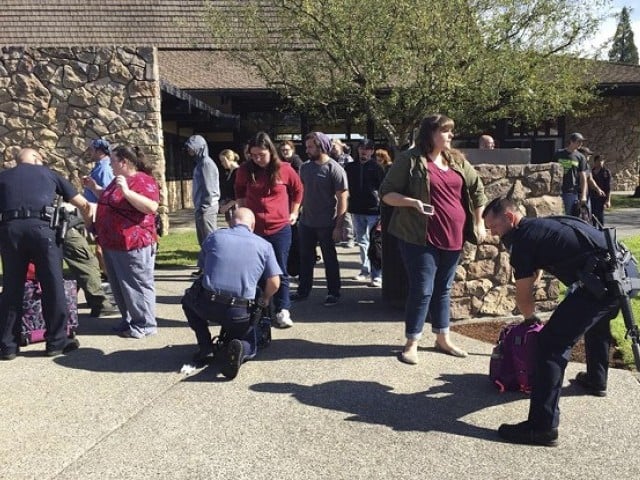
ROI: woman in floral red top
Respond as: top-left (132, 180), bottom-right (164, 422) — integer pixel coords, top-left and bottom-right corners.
top-left (92, 146), bottom-right (159, 339)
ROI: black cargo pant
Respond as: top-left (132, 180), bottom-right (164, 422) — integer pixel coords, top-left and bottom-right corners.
top-left (528, 287), bottom-right (620, 430)
top-left (181, 281), bottom-right (256, 361)
top-left (0, 218), bottom-right (69, 354)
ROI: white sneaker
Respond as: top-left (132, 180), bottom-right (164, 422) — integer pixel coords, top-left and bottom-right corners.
top-left (275, 309), bottom-right (294, 328)
top-left (371, 277), bottom-right (382, 288)
top-left (353, 273), bottom-right (368, 281)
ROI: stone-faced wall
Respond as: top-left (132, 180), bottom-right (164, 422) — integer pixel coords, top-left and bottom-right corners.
top-left (450, 163), bottom-right (564, 319)
top-left (0, 46), bottom-right (167, 218)
top-left (567, 96), bottom-right (640, 191)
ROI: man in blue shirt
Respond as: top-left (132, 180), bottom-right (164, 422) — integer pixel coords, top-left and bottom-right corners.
top-left (81, 138), bottom-right (115, 280)
top-left (181, 208), bottom-right (281, 379)
top-left (82, 138), bottom-right (114, 203)
top-left (483, 197), bottom-right (620, 447)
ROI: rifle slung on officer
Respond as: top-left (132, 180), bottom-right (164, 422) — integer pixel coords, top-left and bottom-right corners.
top-left (603, 227), bottom-right (640, 372)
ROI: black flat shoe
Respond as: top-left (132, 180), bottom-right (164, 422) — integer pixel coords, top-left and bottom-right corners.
top-left (498, 421), bottom-right (558, 447)
top-left (574, 372), bottom-right (607, 397)
top-left (46, 338), bottom-right (80, 357)
top-left (1, 351), bottom-right (17, 361)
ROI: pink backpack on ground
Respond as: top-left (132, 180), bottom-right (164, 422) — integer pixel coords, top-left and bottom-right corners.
top-left (489, 319), bottom-right (544, 393)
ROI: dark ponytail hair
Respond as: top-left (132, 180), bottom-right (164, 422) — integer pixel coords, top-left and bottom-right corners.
top-left (246, 131), bottom-right (281, 186)
top-left (112, 145), bottom-right (153, 175)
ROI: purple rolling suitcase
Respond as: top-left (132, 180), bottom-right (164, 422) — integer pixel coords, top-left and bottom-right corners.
top-left (20, 279), bottom-right (78, 346)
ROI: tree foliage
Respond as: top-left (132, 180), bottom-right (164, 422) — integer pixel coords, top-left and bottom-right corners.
top-left (205, 0), bottom-right (607, 145)
top-left (608, 7), bottom-right (639, 65)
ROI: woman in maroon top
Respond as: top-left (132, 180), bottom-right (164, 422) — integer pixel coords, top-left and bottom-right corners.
top-left (235, 132), bottom-right (303, 328)
top-left (92, 146), bottom-right (159, 339)
top-left (381, 114), bottom-right (487, 365)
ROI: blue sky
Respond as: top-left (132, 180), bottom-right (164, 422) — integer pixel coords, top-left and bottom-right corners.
top-left (588, 2), bottom-right (640, 58)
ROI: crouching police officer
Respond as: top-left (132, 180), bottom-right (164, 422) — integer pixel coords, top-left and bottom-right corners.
top-left (0, 148), bottom-right (92, 360)
top-left (181, 207), bottom-right (281, 379)
top-left (482, 197), bottom-right (621, 446)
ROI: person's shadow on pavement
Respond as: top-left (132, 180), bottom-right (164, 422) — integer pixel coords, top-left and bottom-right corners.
top-left (249, 374), bottom-right (522, 443)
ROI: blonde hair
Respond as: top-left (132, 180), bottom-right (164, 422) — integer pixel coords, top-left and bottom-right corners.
top-left (219, 149), bottom-right (240, 167)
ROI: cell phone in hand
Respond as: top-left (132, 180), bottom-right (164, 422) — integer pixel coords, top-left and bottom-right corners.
top-left (422, 202), bottom-right (435, 215)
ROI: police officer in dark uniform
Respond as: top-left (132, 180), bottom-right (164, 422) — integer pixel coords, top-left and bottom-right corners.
top-left (0, 148), bottom-right (92, 360)
top-left (482, 197), bottom-right (621, 446)
top-left (181, 207), bottom-right (281, 379)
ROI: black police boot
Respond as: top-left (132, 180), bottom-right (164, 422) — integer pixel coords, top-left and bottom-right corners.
top-left (574, 372), bottom-right (607, 397)
top-left (498, 420), bottom-right (559, 447)
top-left (192, 348), bottom-right (215, 368)
top-left (220, 339), bottom-right (244, 380)
top-left (1, 349), bottom-right (18, 361)
top-left (46, 338), bottom-right (80, 357)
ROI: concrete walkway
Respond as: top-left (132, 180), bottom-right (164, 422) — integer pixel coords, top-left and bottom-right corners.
top-left (1, 211), bottom-right (639, 479)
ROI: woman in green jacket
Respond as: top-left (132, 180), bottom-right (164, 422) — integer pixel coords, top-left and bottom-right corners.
top-left (380, 114), bottom-right (486, 365)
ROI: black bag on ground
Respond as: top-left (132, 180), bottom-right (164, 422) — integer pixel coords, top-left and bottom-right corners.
top-left (367, 219), bottom-right (383, 271)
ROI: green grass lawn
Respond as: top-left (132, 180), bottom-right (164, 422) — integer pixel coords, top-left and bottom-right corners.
top-left (611, 236), bottom-right (640, 369)
top-left (610, 193), bottom-right (640, 210)
top-left (156, 231), bottom-right (200, 268)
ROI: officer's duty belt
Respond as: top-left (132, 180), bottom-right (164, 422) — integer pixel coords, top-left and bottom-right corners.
top-left (206, 290), bottom-right (253, 308)
top-left (0, 207), bottom-right (51, 223)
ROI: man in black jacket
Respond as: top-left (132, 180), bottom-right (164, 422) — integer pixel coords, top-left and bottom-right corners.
top-left (345, 139), bottom-right (385, 287)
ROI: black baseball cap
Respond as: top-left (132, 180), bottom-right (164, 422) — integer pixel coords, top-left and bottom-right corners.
top-left (358, 138), bottom-right (375, 149)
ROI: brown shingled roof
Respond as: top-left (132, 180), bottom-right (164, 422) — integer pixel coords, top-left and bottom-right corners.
top-left (588, 61), bottom-right (640, 85)
top-left (1, 0), bottom-right (223, 48)
top-left (158, 50), bottom-right (267, 90)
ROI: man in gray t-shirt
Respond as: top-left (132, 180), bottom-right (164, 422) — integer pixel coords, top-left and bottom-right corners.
top-left (294, 132), bottom-right (348, 306)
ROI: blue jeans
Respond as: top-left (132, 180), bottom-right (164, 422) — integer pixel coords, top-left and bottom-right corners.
top-left (561, 192), bottom-right (578, 216)
top-left (352, 214), bottom-right (381, 279)
top-left (297, 223), bottom-right (341, 297)
top-left (261, 224), bottom-right (291, 312)
top-left (398, 239), bottom-right (461, 339)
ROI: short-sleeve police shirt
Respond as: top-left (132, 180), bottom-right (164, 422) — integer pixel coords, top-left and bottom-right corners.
top-left (201, 224), bottom-right (283, 299)
top-left (0, 164), bottom-right (77, 211)
top-left (510, 217), bottom-right (607, 286)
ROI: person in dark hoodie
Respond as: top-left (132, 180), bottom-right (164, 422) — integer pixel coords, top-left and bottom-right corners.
top-left (185, 135), bottom-right (220, 275)
top-left (345, 138), bottom-right (385, 286)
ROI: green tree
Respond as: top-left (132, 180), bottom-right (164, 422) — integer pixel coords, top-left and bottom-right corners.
top-left (205, 0), bottom-right (606, 146)
top-left (608, 7), bottom-right (639, 65)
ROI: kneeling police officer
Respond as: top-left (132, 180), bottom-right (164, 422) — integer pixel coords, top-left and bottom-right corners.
top-left (182, 207), bottom-right (281, 379)
top-left (483, 197), bottom-right (621, 446)
top-left (0, 148), bottom-right (92, 360)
